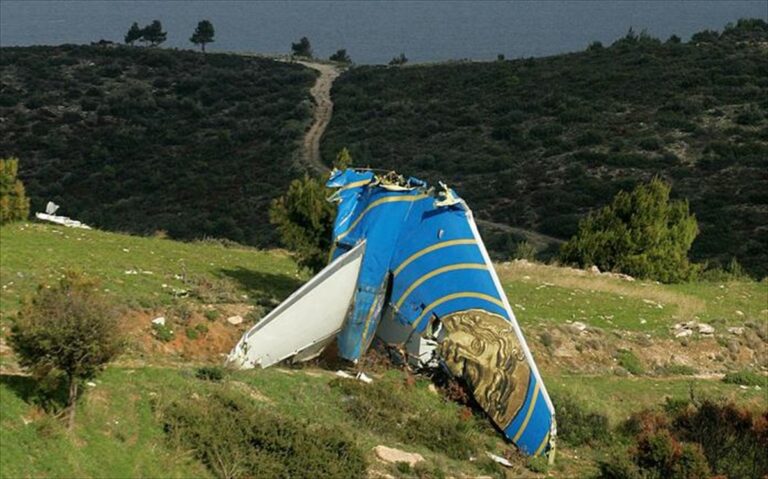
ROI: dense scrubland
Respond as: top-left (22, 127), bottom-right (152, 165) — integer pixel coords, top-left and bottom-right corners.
top-left (0, 45), bottom-right (316, 245)
top-left (322, 20), bottom-right (768, 276)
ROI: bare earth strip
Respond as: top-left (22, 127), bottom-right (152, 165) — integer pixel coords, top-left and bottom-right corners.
top-left (296, 61), bottom-right (342, 175)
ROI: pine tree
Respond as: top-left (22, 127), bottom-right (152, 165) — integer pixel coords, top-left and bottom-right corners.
top-left (329, 49), bottom-right (351, 63)
top-left (124, 22), bottom-right (142, 46)
top-left (334, 147), bottom-right (353, 170)
top-left (0, 157), bottom-right (30, 224)
top-left (190, 20), bottom-right (215, 52)
top-left (291, 37), bottom-right (312, 58)
top-left (142, 20), bottom-right (167, 47)
top-left (269, 175), bottom-right (335, 273)
top-left (560, 178), bottom-right (699, 283)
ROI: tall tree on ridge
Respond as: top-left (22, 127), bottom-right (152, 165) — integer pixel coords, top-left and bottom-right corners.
top-left (190, 20), bottom-right (215, 53)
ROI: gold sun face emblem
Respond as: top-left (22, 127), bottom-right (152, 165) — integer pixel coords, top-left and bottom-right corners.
top-left (438, 309), bottom-right (531, 429)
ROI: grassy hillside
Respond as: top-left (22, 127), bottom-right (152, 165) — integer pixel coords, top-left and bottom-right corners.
top-left (1, 224), bottom-right (766, 478)
top-left (321, 20), bottom-right (768, 276)
top-left (0, 45), bottom-right (316, 246)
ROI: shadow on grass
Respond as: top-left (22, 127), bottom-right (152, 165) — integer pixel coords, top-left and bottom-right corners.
top-left (218, 267), bottom-right (304, 304)
top-left (0, 373), bottom-right (69, 411)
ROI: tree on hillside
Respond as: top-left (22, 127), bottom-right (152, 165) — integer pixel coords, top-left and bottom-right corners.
top-left (291, 37), bottom-right (312, 58)
top-left (0, 157), bottom-right (30, 224)
top-left (10, 272), bottom-right (123, 429)
top-left (389, 53), bottom-right (408, 66)
top-left (190, 20), bottom-right (215, 52)
top-left (329, 49), bottom-right (351, 63)
top-left (560, 178), bottom-right (699, 283)
top-left (334, 147), bottom-right (353, 169)
top-left (269, 175), bottom-right (335, 273)
top-left (124, 22), bottom-right (142, 46)
top-left (142, 20), bottom-right (167, 47)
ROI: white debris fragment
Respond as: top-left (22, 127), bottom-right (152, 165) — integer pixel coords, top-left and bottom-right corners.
top-left (356, 372), bottom-right (373, 384)
top-left (151, 317), bottom-right (166, 326)
top-left (124, 269), bottom-right (138, 275)
top-left (226, 315), bottom-right (244, 325)
top-left (486, 452), bottom-right (513, 468)
top-left (728, 327), bottom-right (745, 335)
top-left (675, 329), bottom-right (693, 338)
top-left (86, 381), bottom-right (97, 387)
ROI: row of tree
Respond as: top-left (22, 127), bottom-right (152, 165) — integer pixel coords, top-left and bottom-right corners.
top-left (124, 19), bottom-right (215, 52)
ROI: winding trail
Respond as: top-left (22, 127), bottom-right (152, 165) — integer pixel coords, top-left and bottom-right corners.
top-left (296, 61), bottom-right (342, 175)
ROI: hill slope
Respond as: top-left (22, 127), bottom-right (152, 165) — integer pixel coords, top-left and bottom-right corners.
top-left (1, 224), bottom-right (765, 478)
top-left (0, 45), bottom-right (316, 246)
top-left (321, 21), bottom-right (768, 275)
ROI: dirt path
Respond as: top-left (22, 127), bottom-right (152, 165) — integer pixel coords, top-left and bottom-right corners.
top-left (296, 61), bottom-right (342, 175)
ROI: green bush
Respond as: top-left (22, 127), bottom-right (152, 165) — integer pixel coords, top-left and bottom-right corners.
top-left (616, 349), bottom-right (645, 375)
top-left (152, 323), bottom-right (174, 342)
top-left (0, 157), bottom-right (30, 224)
top-left (560, 178), bottom-right (700, 283)
top-left (185, 327), bottom-right (200, 340)
top-left (722, 369), bottom-right (766, 387)
top-left (10, 271), bottom-right (123, 429)
top-left (269, 175), bottom-right (336, 273)
top-left (195, 366), bottom-right (224, 381)
top-left (550, 391), bottom-right (610, 446)
top-left (162, 390), bottom-right (367, 478)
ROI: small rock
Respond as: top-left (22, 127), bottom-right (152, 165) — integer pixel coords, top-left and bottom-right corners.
top-left (589, 265), bottom-right (600, 274)
top-left (675, 329), bottom-right (693, 338)
top-left (151, 316), bottom-right (166, 326)
top-left (697, 323), bottom-right (715, 335)
top-left (373, 445), bottom-right (424, 467)
top-left (727, 327), bottom-right (745, 335)
top-left (86, 381), bottom-right (96, 387)
top-left (226, 315), bottom-right (244, 325)
top-left (427, 384), bottom-right (438, 395)
top-left (735, 310), bottom-right (745, 317)
top-left (571, 321), bottom-right (587, 332)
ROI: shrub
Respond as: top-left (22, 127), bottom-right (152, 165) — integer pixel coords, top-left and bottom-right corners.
top-left (185, 327), bottom-right (200, 340)
top-left (672, 400), bottom-right (768, 478)
top-left (195, 366), bottom-right (224, 381)
top-left (0, 157), bottom-right (30, 224)
top-left (162, 390), bottom-right (366, 478)
top-left (511, 240), bottom-right (537, 261)
top-left (10, 271), bottom-right (123, 429)
top-left (616, 349), bottom-right (644, 375)
top-left (152, 323), bottom-right (174, 342)
top-left (550, 391), bottom-right (610, 446)
top-left (560, 178), bottom-right (700, 283)
top-left (722, 369), bottom-right (765, 387)
top-left (269, 175), bottom-right (335, 273)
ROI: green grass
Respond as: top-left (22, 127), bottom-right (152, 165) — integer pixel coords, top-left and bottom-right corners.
top-left (0, 222), bottom-right (304, 316)
top-left (497, 261), bottom-right (766, 335)
top-left (546, 373), bottom-right (766, 426)
top-left (0, 367), bottom-right (211, 479)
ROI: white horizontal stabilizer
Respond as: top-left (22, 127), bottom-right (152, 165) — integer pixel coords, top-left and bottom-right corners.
top-left (227, 241), bottom-right (365, 369)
